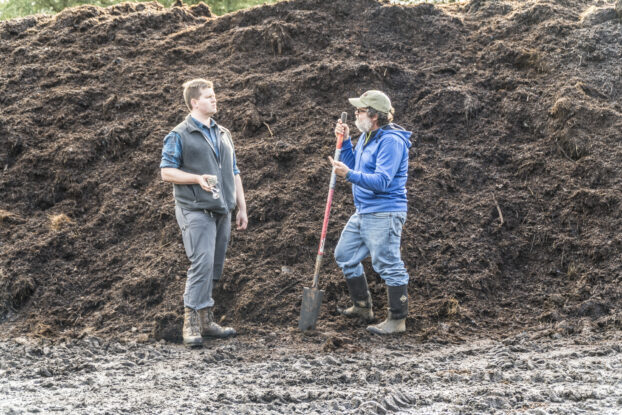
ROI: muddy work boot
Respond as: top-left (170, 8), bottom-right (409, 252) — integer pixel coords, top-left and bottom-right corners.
top-left (199, 307), bottom-right (236, 338)
top-left (338, 274), bottom-right (374, 322)
top-left (367, 285), bottom-right (408, 335)
top-left (183, 307), bottom-right (203, 347)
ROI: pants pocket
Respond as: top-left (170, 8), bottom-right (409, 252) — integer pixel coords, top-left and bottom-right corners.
top-left (390, 213), bottom-right (406, 239)
top-left (175, 206), bottom-right (194, 258)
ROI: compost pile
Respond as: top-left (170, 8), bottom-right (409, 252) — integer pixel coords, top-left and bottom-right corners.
top-left (1, 0), bottom-right (620, 345)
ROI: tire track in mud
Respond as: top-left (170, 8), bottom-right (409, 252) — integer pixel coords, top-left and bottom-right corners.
top-left (1, 331), bottom-right (621, 414)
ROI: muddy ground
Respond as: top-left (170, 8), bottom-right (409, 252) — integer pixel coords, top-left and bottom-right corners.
top-left (0, 0), bottom-right (621, 395)
top-left (1, 329), bottom-right (621, 414)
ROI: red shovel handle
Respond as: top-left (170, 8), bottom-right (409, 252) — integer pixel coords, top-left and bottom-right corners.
top-left (311, 112), bottom-right (348, 288)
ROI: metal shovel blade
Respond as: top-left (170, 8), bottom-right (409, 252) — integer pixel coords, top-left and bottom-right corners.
top-left (298, 286), bottom-right (324, 331)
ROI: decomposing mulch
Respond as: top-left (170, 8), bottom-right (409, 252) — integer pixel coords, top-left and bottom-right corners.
top-left (0, 0), bottom-right (621, 345)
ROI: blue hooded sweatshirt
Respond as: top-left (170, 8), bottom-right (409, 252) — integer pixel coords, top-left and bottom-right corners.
top-left (340, 123), bottom-right (412, 213)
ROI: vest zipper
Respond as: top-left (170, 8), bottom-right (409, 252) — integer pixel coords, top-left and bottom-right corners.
top-left (199, 126), bottom-right (228, 210)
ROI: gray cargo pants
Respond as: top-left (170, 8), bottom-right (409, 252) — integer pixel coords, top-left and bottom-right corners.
top-left (175, 205), bottom-right (231, 310)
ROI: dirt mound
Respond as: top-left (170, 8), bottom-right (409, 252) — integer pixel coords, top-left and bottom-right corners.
top-left (1, 0), bottom-right (620, 344)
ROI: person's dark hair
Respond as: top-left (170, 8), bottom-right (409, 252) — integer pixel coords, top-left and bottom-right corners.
top-left (367, 107), bottom-right (394, 126)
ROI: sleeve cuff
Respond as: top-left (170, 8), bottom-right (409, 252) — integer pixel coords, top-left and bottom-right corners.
top-left (159, 161), bottom-right (180, 169)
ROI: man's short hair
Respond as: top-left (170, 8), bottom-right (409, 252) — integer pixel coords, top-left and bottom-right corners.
top-left (183, 79), bottom-right (213, 111)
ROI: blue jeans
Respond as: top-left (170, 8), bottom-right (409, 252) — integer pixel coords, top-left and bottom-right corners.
top-left (334, 212), bottom-right (409, 287)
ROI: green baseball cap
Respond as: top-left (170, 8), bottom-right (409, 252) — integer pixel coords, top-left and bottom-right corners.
top-left (348, 90), bottom-right (392, 114)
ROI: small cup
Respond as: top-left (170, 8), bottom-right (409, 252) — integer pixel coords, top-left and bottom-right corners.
top-left (205, 175), bottom-right (220, 199)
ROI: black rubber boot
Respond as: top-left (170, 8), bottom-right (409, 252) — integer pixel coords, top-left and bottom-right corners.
top-left (338, 274), bottom-right (374, 322)
top-left (367, 285), bottom-right (408, 335)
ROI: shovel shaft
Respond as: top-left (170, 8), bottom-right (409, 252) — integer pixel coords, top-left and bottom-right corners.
top-left (312, 112), bottom-right (347, 288)
top-left (312, 185), bottom-right (334, 286)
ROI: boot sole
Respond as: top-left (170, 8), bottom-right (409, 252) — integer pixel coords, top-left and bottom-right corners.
top-left (183, 340), bottom-right (203, 348)
top-left (366, 326), bottom-right (406, 335)
top-left (202, 331), bottom-right (237, 339)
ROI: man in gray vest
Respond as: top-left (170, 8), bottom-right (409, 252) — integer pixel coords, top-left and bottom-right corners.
top-left (160, 79), bottom-right (248, 347)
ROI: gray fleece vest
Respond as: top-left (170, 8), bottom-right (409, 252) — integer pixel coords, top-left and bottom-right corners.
top-left (171, 115), bottom-right (237, 214)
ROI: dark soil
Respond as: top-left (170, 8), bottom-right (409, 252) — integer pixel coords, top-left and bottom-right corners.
top-left (0, 0), bottom-right (621, 346)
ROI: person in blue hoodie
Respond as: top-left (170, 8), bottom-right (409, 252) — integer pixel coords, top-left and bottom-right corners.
top-left (330, 90), bottom-right (412, 335)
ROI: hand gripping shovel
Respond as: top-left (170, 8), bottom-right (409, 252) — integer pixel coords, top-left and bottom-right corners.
top-left (299, 112), bottom-right (348, 331)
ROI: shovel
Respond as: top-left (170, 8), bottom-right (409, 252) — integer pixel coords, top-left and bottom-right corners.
top-left (299, 111), bottom-right (348, 331)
